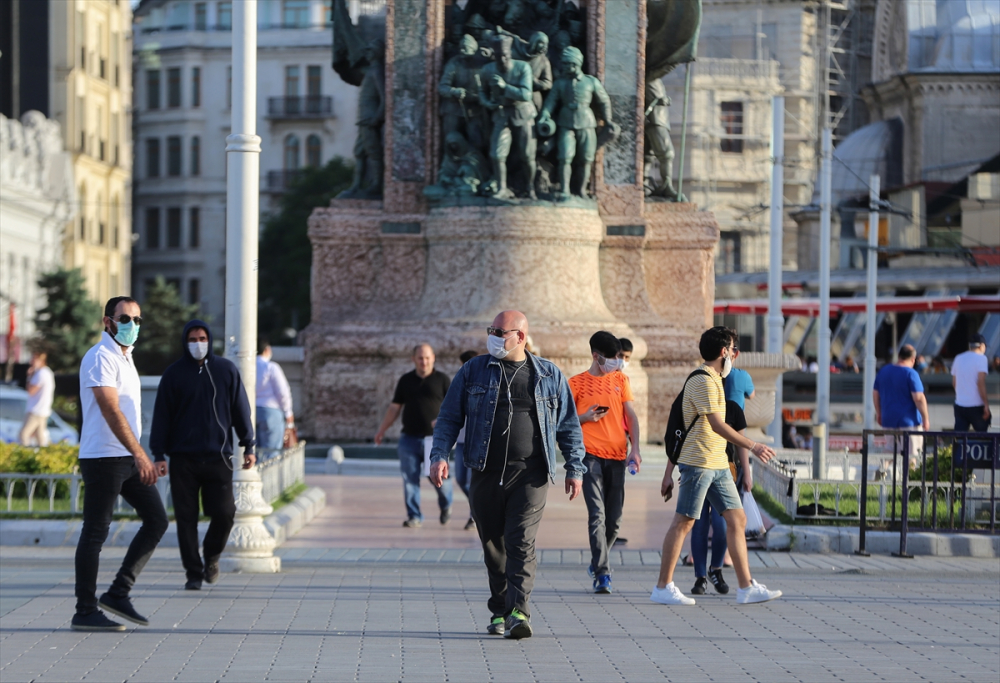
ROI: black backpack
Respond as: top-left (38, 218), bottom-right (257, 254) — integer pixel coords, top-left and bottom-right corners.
top-left (663, 369), bottom-right (710, 464)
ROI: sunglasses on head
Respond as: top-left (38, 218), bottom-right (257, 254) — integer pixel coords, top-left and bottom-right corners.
top-left (487, 327), bottom-right (518, 338)
top-left (110, 314), bottom-right (143, 326)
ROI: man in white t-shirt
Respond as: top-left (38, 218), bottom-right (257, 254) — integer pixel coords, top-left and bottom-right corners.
top-left (72, 296), bottom-right (169, 633)
top-left (952, 333), bottom-right (992, 432)
top-left (19, 351), bottom-right (55, 446)
top-left (255, 338), bottom-right (294, 455)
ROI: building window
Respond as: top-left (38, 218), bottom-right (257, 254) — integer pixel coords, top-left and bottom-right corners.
top-left (77, 97), bottom-right (86, 151)
top-left (77, 10), bottom-right (86, 68)
top-left (227, 66), bottom-right (232, 109)
top-left (307, 65), bottom-right (322, 96)
top-left (111, 113), bottom-right (120, 165)
top-left (112, 196), bottom-right (120, 249)
top-left (717, 231), bottom-right (741, 275)
top-left (168, 67), bottom-right (182, 107)
top-left (146, 208), bottom-right (161, 249)
top-left (324, 0), bottom-right (333, 24)
top-left (98, 24), bottom-right (106, 79)
top-left (167, 136), bottom-right (182, 176)
top-left (147, 70), bottom-right (161, 110)
top-left (285, 66), bottom-right (300, 96)
top-left (306, 134), bottom-right (322, 167)
top-left (146, 138), bottom-right (160, 177)
top-left (96, 193), bottom-right (104, 244)
top-left (190, 136), bottom-right (201, 176)
top-left (167, 208), bottom-right (182, 248)
top-left (192, 67), bottom-right (201, 107)
top-left (111, 32), bottom-right (120, 86)
top-left (218, 2), bottom-right (233, 30)
top-left (284, 0), bottom-right (311, 28)
top-left (720, 102), bottom-right (744, 154)
top-left (190, 207), bottom-right (200, 248)
top-left (78, 183), bottom-right (87, 239)
top-left (195, 2), bottom-right (207, 30)
top-left (284, 134), bottom-right (300, 170)
top-left (189, 278), bottom-right (201, 306)
top-left (97, 105), bottom-right (105, 162)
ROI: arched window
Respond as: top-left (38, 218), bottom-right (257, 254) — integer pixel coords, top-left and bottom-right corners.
top-left (78, 183), bottom-right (87, 240)
top-left (284, 134), bottom-right (300, 170)
top-left (306, 134), bottom-right (322, 167)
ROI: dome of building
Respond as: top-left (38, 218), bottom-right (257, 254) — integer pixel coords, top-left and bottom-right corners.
top-left (908, 0), bottom-right (1000, 73)
top-left (811, 117), bottom-right (904, 208)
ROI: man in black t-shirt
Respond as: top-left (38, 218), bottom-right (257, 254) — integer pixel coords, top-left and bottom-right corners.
top-left (375, 344), bottom-right (454, 527)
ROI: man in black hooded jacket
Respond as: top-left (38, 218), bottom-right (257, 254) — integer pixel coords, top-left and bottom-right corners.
top-left (150, 320), bottom-right (255, 590)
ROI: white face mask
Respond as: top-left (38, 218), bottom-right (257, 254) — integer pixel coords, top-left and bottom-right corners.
top-left (620, 360), bottom-right (630, 371)
top-left (487, 334), bottom-right (512, 359)
top-left (599, 356), bottom-right (621, 373)
top-left (721, 351), bottom-right (733, 378)
top-left (188, 341), bottom-right (209, 361)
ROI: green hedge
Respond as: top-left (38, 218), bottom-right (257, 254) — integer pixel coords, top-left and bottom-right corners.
top-left (0, 443), bottom-right (79, 474)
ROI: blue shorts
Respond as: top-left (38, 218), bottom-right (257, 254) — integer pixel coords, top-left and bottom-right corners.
top-left (675, 464), bottom-right (742, 519)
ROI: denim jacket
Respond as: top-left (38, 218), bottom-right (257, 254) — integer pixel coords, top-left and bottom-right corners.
top-left (430, 353), bottom-right (586, 482)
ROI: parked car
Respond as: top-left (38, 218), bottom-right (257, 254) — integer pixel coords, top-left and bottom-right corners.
top-left (0, 385), bottom-right (79, 446)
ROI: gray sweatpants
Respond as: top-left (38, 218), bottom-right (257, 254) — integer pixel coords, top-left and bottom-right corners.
top-left (582, 454), bottom-right (626, 578)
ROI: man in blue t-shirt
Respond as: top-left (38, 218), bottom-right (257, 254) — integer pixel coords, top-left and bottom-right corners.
top-left (873, 345), bottom-right (930, 463)
top-left (723, 342), bottom-right (755, 410)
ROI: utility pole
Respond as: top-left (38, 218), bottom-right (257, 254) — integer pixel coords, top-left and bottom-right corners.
top-left (220, 0), bottom-right (280, 575)
top-left (767, 96), bottom-right (785, 446)
top-left (814, 127), bottom-right (833, 479)
top-left (863, 175), bottom-right (881, 431)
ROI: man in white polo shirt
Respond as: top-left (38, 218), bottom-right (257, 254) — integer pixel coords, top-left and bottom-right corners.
top-left (952, 333), bottom-right (992, 432)
top-left (72, 296), bottom-right (169, 632)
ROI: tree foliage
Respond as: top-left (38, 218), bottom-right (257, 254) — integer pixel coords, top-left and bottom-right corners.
top-left (33, 268), bottom-right (101, 372)
top-left (133, 276), bottom-right (201, 375)
top-left (258, 158), bottom-right (353, 344)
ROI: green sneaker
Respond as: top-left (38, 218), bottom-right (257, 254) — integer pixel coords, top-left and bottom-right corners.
top-left (503, 609), bottom-right (532, 640)
top-left (486, 616), bottom-right (505, 636)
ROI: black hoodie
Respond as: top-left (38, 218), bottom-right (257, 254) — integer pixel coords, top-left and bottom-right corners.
top-left (149, 319), bottom-right (255, 461)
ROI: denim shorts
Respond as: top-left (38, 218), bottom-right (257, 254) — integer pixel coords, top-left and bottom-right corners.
top-left (675, 464), bottom-right (743, 519)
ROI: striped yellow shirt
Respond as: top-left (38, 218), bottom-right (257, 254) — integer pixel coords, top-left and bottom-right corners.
top-left (677, 364), bottom-right (729, 470)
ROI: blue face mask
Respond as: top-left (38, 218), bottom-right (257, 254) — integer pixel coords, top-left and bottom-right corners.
top-left (113, 320), bottom-right (140, 347)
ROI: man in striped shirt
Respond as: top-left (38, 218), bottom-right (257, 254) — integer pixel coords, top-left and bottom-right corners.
top-left (650, 326), bottom-right (782, 606)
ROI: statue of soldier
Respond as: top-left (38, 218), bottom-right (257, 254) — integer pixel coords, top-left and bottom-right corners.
top-left (424, 131), bottom-right (491, 201)
top-left (644, 77), bottom-right (682, 201)
top-left (499, 29), bottom-right (553, 112)
top-left (479, 35), bottom-right (538, 200)
top-left (537, 47), bottom-right (614, 199)
top-left (340, 39), bottom-right (386, 199)
top-left (439, 35), bottom-right (486, 152)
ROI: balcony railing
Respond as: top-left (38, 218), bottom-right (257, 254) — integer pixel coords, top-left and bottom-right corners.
top-left (267, 96), bottom-right (333, 119)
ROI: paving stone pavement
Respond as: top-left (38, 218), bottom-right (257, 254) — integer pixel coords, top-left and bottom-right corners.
top-left (1, 548), bottom-right (997, 683)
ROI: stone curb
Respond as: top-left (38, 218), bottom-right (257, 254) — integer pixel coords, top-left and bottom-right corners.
top-left (765, 523), bottom-right (1000, 557)
top-left (0, 486), bottom-right (327, 548)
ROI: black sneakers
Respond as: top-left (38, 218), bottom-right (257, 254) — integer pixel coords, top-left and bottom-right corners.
top-left (185, 578), bottom-right (203, 591)
top-left (71, 610), bottom-right (126, 632)
top-left (691, 577), bottom-right (709, 595)
top-left (486, 616), bottom-right (505, 636)
top-left (205, 561), bottom-right (220, 585)
top-left (97, 593), bottom-right (149, 627)
top-left (709, 568), bottom-right (730, 594)
top-left (440, 507), bottom-right (452, 525)
top-left (402, 518), bottom-right (422, 528)
top-left (504, 609), bottom-right (532, 640)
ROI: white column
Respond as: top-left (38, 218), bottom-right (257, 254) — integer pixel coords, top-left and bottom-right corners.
top-left (220, 0), bottom-right (280, 574)
top-left (766, 96), bottom-right (785, 445)
top-left (815, 127), bottom-right (833, 478)
top-left (863, 175), bottom-right (881, 431)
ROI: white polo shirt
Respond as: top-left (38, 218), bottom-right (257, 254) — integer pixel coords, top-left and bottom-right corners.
top-left (79, 332), bottom-right (142, 459)
top-left (951, 350), bottom-right (989, 407)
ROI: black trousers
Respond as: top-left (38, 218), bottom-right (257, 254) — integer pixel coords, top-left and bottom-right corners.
top-left (954, 404), bottom-right (992, 432)
top-left (168, 453), bottom-right (236, 581)
top-left (75, 457), bottom-right (169, 615)
top-left (469, 464), bottom-right (548, 619)
top-left (582, 454), bottom-right (626, 578)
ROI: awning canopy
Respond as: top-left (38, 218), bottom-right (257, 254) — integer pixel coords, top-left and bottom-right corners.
top-left (714, 295), bottom-right (1000, 317)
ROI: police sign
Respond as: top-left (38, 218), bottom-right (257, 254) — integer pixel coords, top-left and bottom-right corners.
top-left (952, 439), bottom-right (998, 468)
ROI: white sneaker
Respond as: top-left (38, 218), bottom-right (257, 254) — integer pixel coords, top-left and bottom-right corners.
top-left (650, 582), bottom-right (696, 606)
top-left (736, 579), bottom-right (783, 604)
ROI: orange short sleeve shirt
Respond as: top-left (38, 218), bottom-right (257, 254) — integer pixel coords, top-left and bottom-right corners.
top-left (568, 370), bottom-right (634, 459)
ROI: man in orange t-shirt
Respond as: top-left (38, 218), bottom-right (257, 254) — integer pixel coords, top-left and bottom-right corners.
top-left (568, 331), bottom-right (642, 594)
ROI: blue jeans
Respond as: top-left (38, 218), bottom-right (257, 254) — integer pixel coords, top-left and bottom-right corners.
top-left (675, 464), bottom-right (742, 519)
top-left (399, 433), bottom-right (453, 521)
top-left (690, 501), bottom-right (727, 579)
top-left (453, 442), bottom-right (472, 502)
top-left (256, 406), bottom-right (286, 454)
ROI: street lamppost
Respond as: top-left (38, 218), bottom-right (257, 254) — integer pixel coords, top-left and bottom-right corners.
top-left (219, 0), bottom-right (280, 574)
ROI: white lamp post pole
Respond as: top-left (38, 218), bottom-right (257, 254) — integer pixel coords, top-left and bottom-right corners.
top-left (815, 127), bottom-right (833, 479)
top-left (767, 96), bottom-right (785, 445)
top-left (220, 0), bottom-right (280, 574)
